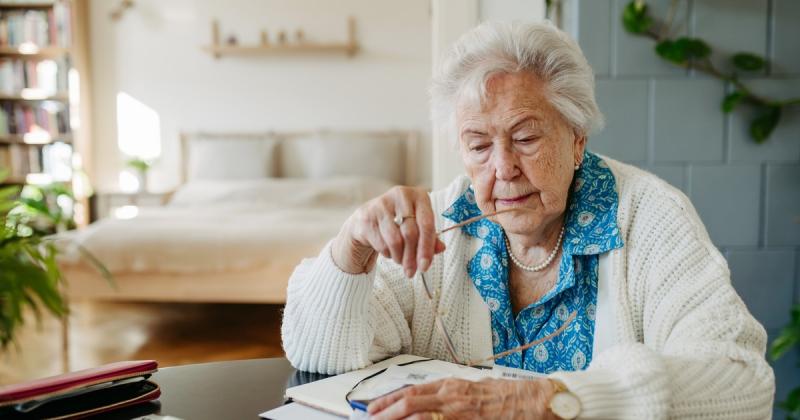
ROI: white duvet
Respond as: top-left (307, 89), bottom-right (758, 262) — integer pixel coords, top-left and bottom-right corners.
top-left (60, 177), bottom-right (393, 274)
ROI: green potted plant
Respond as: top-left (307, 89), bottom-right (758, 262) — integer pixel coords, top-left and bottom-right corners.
top-left (125, 157), bottom-right (153, 193)
top-left (771, 304), bottom-right (800, 419)
top-left (0, 171), bottom-right (109, 348)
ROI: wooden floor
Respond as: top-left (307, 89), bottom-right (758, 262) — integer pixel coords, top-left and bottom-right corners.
top-left (0, 302), bottom-right (285, 386)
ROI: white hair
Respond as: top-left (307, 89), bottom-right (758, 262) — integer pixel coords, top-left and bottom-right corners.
top-left (430, 20), bottom-right (604, 145)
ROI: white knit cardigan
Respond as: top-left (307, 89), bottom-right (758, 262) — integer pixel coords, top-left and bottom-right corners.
top-left (281, 158), bottom-right (775, 419)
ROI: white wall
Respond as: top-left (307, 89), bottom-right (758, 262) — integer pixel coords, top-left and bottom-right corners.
top-left (430, 0), bottom-right (477, 189)
top-left (480, 0), bottom-right (545, 22)
top-left (89, 0), bottom-right (432, 192)
top-left (430, 0), bottom-right (546, 189)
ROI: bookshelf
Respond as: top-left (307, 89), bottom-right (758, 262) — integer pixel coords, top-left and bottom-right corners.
top-left (0, 0), bottom-right (91, 225)
top-left (0, 45), bottom-right (69, 56)
top-left (0, 2), bottom-right (58, 10)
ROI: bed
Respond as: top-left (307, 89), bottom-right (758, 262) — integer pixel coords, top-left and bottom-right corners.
top-left (59, 130), bottom-right (419, 304)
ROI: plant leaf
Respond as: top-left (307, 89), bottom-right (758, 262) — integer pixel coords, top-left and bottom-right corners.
top-left (655, 37), bottom-right (712, 65)
top-left (0, 185), bottom-right (19, 201)
top-left (622, 1), bottom-right (653, 34)
top-left (18, 197), bottom-right (51, 217)
top-left (677, 37), bottom-right (711, 60)
top-left (17, 254), bottom-right (66, 315)
top-left (750, 106), bottom-right (782, 143)
top-left (721, 91), bottom-right (745, 113)
top-left (75, 243), bottom-right (114, 287)
top-left (732, 52), bottom-right (765, 72)
top-left (769, 305), bottom-right (800, 362)
top-left (792, 304), bottom-right (800, 325)
top-left (769, 328), bottom-right (799, 361)
top-left (0, 202), bottom-right (17, 213)
top-left (777, 387), bottom-right (800, 417)
top-left (0, 225), bottom-right (70, 348)
top-left (655, 40), bottom-right (685, 64)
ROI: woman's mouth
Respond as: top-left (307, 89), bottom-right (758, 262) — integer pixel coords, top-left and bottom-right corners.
top-left (495, 193), bottom-right (534, 207)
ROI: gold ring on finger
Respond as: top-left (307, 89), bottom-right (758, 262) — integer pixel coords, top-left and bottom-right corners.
top-left (430, 412), bottom-right (445, 420)
top-left (393, 214), bottom-right (415, 226)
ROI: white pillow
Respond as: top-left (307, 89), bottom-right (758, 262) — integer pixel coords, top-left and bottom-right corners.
top-left (186, 134), bottom-right (277, 181)
top-left (279, 132), bottom-right (405, 183)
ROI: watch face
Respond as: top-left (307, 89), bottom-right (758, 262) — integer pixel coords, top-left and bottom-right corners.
top-left (550, 392), bottom-right (581, 419)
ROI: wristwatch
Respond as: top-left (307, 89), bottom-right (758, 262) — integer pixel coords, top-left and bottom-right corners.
top-left (548, 378), bottom-right (581, 419)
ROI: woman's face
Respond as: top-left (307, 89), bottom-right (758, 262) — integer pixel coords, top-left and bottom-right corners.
top-left (456, 71), bottom-right (586, 237)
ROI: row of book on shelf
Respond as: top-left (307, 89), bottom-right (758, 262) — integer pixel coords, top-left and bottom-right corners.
top-left (0, 100), bottom-right (69, 137)
top-left (0, 57), bottom-right (69, 95)
top-left (0, 3), bottom-right (71, 48)
top-left (0, 1), bottom-right (75, 186)
top-left (0, 141), bottom-right (71, 181)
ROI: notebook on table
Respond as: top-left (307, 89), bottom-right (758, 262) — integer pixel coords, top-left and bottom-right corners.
top-left (282, 354), bottom-right (544, 417)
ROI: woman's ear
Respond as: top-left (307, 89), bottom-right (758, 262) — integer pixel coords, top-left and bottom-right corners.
top-left (573, 130), bottom-right (587, 164)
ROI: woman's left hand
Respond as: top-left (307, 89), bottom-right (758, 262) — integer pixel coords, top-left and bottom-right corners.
top-left (367, 377), bottom-right (559, 420)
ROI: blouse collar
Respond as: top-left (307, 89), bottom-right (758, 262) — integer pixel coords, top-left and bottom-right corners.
top-left (441, 151), bottom-right (623, 256)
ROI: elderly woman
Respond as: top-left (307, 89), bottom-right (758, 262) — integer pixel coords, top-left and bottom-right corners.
top-left (281, 21), bottom-right (774, 419)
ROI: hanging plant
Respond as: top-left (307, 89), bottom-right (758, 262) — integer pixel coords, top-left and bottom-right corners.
top-left (621, 0), bottom-right (800, 143)
top-left (770, 304), bottom-right (800, 419)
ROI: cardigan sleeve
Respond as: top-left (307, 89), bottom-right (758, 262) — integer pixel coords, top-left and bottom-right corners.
top-left (280, 180), bottom-right (467, 375)
top-left (280, 240), bottom-right (415, 374)
top-left (549, 180), bottom-right (775, 419)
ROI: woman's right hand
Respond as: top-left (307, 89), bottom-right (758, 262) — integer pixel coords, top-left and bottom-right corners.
top-left (331, 186), bottom-right (446, 277)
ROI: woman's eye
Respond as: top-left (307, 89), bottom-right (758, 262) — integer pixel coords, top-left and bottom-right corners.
top-left (514, 136), bottom-right (539, 144)
top-left (470, 144), bottom-right (489, 152)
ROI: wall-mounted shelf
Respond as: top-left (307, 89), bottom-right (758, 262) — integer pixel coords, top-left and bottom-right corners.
top-left (0, 133), bottom-right (73, 144)
top-left (0, 45), bottom-right (69, 57)
top-left (0, 2), bottom-right (56, 10)
top-left (0, 178), bottom-right (26, 185)
top-left (203, 43), bottom-right (358, 57)
top-left (0, 93), bottom-right (69, 101)
top-left (203, 16), bottom-right (358, 59)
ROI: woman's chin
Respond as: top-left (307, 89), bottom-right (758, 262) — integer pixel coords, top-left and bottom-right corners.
top-left (493, 210), bottom-right (539, 234)
top-left (494, 197), bottom-right (538, 218)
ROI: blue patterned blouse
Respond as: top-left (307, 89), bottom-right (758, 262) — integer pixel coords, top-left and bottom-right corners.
top-left (441, 151), bottom-right (623, 373)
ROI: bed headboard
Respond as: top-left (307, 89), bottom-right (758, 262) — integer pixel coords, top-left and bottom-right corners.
top-left (179, 130), bottom-right (420, 186)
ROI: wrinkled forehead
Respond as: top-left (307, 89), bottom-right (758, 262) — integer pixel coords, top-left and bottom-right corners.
top-left (455, 71), bottom-right (554, 122)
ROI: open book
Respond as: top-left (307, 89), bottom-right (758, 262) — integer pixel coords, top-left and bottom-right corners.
top-left (284, 354), bottom-right (544, 417)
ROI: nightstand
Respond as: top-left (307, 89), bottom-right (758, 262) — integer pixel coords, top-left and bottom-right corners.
top-left (91, 192), bottom-right (171, 222)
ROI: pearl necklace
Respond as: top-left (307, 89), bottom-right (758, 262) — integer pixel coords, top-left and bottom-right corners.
top-left (504, 226), bottom-right (565, 272)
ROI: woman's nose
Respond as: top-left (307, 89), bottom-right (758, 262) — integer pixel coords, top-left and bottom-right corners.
top-left (493, 145), bottom-right (520, 180)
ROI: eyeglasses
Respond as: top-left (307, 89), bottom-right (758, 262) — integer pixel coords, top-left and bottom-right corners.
top-left (418, 208), bottom-right (577, 367)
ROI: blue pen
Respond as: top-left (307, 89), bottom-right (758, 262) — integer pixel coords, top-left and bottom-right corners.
top-left (349, 399), bottom-right (369, 412)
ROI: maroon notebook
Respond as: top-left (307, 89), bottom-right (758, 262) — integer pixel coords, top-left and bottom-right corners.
top-left (0, 360), bottom-right (160, 419)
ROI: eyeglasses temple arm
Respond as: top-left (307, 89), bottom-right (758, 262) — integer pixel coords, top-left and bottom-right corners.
top-left (465, 310), bottom-right (577, 367)
top-left (436, 208), bottom-right (520, 236)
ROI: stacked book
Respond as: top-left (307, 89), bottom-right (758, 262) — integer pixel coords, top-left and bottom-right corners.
top-left (0, 101), bottom-right (69, 137)
top-left (0, 57), bottom-right (68, 94)
top-left (0, 141), bottom-right (71, 180)
top-left (0, 3), bottom-right (71, 48)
